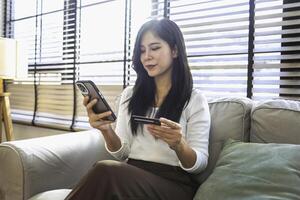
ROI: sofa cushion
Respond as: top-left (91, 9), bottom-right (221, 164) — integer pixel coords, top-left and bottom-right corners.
top-left (194, 139), bottom-right (300, 200)
top-left (251, 99), bottom-right (300, 144)
top-left (194, 97), bottom-right (252, 183)
top-left (28, 189), bottom-right (71, 200)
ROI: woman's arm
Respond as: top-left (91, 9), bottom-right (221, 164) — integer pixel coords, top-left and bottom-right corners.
top-left (100, 126), bottom-right (122, 152)
top-left (174, 139), bottom-right (197, 168)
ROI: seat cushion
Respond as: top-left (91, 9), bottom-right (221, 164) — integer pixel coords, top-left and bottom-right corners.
top-left (194, 139), bottom-right (300, 200)
top-left (28, 189), bottom-right (71, 200)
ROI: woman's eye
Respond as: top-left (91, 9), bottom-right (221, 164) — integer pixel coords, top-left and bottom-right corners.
top-left (152, 47), bottom-right (160, 51)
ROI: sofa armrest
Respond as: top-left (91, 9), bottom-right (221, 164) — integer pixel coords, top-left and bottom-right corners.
top-left (0, 129), bottom-right (115, 200)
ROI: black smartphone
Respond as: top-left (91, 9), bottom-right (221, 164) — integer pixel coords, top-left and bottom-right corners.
top-left (132, 115), bottom-right (161, 125)
top-left (76, 80), bottom-right (117, 121)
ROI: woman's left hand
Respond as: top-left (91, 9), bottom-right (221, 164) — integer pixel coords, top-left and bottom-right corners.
top-left (147, 117), bottom-right (183, 151)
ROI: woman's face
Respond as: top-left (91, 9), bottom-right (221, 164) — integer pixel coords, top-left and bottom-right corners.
top-left (140, 31), bottom-right (177, 79)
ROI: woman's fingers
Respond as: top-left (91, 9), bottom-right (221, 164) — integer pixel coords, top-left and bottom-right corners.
top-left (148, 123), bottom-right (177, 133)
top-left (96, 111), bottom-right (112, 120)
top-left (147, 118), bottom-right (183, 149)
top-left (147, 125), bottom-right (182, 149)
top-left (90, 120), bottom-right (113, 129)
top-left (83, 96), bottom-right (89, 106)
top-left (86, 98), bottom-right (97, 111)
top-left (160, 117), bottom-right (181, 129)
top-left (148, 127), bottom-right (167, 139)
top-left (82, 96), bottom-right (113, 131)
top-left (84, 97), bottom-right (112, 122)
top-left (147, 125), bottom-right (175, 139)
top-left (89, 111), bottom-right (112, 122)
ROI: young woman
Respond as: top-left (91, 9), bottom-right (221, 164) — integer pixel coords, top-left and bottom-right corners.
top-left (65, 18), bottom-right (210, 200)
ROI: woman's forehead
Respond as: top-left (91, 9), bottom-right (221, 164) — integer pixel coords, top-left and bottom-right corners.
top-left (140, 31), bottom-right (164, 45)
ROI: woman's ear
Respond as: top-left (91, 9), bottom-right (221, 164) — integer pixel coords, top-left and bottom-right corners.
top-left (172, 46), bottom-right (178, 58)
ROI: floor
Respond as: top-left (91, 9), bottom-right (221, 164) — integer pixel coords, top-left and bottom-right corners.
top-left (1, 123), bottom-right (68, 142)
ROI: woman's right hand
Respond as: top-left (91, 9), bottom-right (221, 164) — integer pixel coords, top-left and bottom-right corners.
top-left (84, 96), bottom-right (114, 132)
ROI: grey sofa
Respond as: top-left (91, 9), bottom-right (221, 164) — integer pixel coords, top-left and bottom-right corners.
top-left (0, 97), bottom-right (299, 200)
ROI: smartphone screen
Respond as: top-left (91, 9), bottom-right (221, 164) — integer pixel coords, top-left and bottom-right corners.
top-left (76, 80), bottom-right (116, 121)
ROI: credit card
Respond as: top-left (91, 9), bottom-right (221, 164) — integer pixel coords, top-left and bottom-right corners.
top-left (132, 115), bottom-right (161, 125)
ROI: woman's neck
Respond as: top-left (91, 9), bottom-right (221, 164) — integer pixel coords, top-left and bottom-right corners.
top-left (154, 77), bottom-right (171, 107)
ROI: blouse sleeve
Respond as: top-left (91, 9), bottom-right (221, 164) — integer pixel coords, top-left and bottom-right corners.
top-left (179, 91), bottom-right (211, 174)
top-left (105, 87), bottom-right (133, 161)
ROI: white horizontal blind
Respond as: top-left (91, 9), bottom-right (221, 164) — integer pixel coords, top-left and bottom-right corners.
top-left (0, 0), bottom-right (4, 36)
top-left (5, 0), bottom-right (300, 131)
top-left (6, 84), bottom-right (35, 122)
top-left (253, 0), bottom-right (300, 100)
top-left (5, 0), bottom-right (128, 130)
top-left (169, 0), bottom-right (250, 97)
top-left (6, 0), bottom-right (78, 129)
top-left (128, 0), bottom-right (250, 97)
top-left (6, 0), bottom-right (37, 124)
top-left (128, 0), bottom-right (167, 85)
top-left (76, 0), bottom-right (125, 86)
top-left (74, 0), bottom-right (126, 129)
top-left (34, 1), bottom-right (76, 129)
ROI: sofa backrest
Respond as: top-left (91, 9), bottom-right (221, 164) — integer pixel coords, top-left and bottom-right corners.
top-left (194, 97), bottom-right (253, 183)
top-left (250, 99), bottom-right (300, 144)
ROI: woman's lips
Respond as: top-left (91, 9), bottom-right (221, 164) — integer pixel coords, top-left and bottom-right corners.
top-left (145, 64), bottom-right (157, 70)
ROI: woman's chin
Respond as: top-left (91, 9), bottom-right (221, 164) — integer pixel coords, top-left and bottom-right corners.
top-left (146, 71), bottom-right (158, 77)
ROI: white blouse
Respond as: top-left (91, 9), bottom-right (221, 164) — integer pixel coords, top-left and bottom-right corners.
top-left (105, 86), bottom-right (211, 174)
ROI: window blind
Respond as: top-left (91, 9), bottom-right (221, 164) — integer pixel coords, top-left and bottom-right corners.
top-left (74, 0), bottom-right (127, 129)
top-left (253, 0), bottom-right (300, 100)
top-left (128, 0), bottom-right (168, 85)
top-left (0, 1), bottom-right (4, 36)
top-left (168, 0), bottom-right (250, 97)
top-left (4, 0), bottom-right (132, 130)
top-left (280, 0), bottom-right (300, 99)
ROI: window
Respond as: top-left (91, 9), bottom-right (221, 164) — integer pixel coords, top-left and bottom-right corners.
top-left (3, 0), bottom-right (300, 131)
top-left (6, 0), bottom-right (77, 130)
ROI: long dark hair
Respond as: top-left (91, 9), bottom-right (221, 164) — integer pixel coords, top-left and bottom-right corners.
top-left (128, 19), bottom-right (193, 135)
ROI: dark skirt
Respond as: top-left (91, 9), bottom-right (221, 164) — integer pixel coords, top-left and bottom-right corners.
top-left (65, 159), bottom-right (198, 200)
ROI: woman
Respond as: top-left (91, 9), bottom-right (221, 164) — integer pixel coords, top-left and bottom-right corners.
top-left (66, 18), bottom-right (210, 200)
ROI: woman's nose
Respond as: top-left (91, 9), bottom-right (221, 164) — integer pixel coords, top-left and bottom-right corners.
top-left (143, 50), bottom-right (152, 60)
